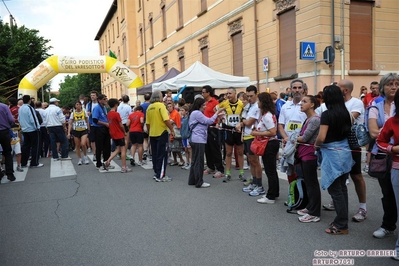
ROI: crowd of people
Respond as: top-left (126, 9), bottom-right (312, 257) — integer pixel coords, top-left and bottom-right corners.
top-left (1, 73), bottom-right (399, 258)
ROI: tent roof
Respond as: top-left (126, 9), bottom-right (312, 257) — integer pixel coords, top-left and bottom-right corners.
top-left (152, 61), bottom-right (250, 91)
top-left (137, 67), bottom-right (180, 95)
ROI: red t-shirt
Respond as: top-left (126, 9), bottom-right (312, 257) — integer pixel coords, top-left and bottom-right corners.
top-left (10, 105), bottom-right (19, 124)
top-left (204, 97), bottom-right (218, 118)
top-left (128, 111), bottom-right (144, 132)
top-left (107, 111), bottom-right (125, 140)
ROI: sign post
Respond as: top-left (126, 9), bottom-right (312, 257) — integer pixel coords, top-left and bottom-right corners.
top-left (263, 57), bottom-right (269, 91)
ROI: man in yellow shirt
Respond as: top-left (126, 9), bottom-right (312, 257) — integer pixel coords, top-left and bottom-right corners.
top-left (146, 90), bottom-right (175, 182)
top-left (218, 87), bottom-right (245, 182)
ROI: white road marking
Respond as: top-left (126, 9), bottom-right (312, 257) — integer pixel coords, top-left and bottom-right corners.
top-left (51, 159), bottom-right (77, 178)
top-left (0, 162), bottom-right (28, 184)
top-left (86, 154), bottom-right (122, 173)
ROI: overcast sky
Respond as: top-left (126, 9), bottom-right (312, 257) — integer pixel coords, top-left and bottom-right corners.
top-left (1, 0), bottom-right (112, 91)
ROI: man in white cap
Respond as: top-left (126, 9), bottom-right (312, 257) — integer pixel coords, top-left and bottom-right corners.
top-left (44, 98), bottom-right (71, 160)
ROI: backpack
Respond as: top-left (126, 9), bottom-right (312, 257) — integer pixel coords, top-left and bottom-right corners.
top-left (286, 178), bottom-right (308, 213)
top-left (180, 115), bottom-right (199, 140)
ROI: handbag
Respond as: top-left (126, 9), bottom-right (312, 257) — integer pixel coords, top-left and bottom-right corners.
top-left (368, 153), bottom-right (391, 179)
top-left (173, 124), bottom-right (181, 139)
top-left (250, 136), bottom-right (269, 156)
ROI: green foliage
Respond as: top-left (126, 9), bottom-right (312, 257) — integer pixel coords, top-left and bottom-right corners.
top-left (57, 73), bottom-right (101, 107)
top-left (0, 19), bottom-right (52, 100)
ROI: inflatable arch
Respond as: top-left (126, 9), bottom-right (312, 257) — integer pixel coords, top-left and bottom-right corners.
top-left (18, 55), bottom-right (143, 98)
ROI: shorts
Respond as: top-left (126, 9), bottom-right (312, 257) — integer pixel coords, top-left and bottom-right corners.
top-left (182, 139), bottom-right (190, 148)
top-left (225, 130), bottom-right (243, 146)
top-left (89, 126), bottom-right (96, 142)
top-left (243, 138), bottom-right (255, 155)
top-left (72, 129), bottom-right (88, 138)
top-left (113, 138), bottom-right (126, 147)
top-left (350, 149), bottom-right (362, 175)
top-left (129, 132), bottom-right (144, 145)
top-left (11, 142), bottom-right (21, 155)
top-left (169, 138), bottom-right (184, 152)
top-left (123, 124), bottom-right (129, 133)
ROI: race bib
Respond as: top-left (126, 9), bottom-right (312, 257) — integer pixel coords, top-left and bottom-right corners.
top-left (227, 114), bottom-right (240, 126)
top-left (75, 120), bottom-right (87, 131)
top-left (287, 120), bottom-right (302, 132)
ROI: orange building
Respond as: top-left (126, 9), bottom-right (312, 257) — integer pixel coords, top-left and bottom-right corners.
top-left (96, 0), bottom-right (399, 100)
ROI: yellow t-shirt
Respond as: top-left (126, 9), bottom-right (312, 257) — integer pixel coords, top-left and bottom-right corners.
top-left (218, 99), bottom-right (244, 127)
top-left (146, 102), bottom-right (170, 137)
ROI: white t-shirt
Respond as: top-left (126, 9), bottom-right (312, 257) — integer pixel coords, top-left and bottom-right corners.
top-left (345, 97), bottom-right (364, 124)
top-left (243, 102), bottom-right (260, 138)
top-left (316, 97), bottom-right (365, 124)
top-left (117, 103), bottom-right (132, 124)
top-left (278, 100), bottom-right (306, 137)
top-left (256, 112), bottom-right (277, 139)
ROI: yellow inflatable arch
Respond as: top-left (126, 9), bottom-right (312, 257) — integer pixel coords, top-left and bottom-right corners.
top-left (18, 55), bottom-right (143, 98)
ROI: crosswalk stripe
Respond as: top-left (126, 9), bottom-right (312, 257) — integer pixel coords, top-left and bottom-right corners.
top-left (50, 159), bottom-right (77, 178)
top-left (86, 154), bottom-right (122, 173)
top-left (0, 162), bottom-right (28, 184)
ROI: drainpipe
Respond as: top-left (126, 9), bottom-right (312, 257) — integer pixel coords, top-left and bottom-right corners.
top-left (331, 0), bottom-right (335, 84)
top-left (340, 0), bottom-right (345, 80)
top-left (254, 0), bottom-right (260, 88)
top-left (142, 1), bottom-right (148, 85)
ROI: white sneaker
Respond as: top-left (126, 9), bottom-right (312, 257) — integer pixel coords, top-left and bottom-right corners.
top-left (87, 148), bottom-right (92, 153)
top-left (373, 227), bottom-right (395, 238)
top-left (77, 158), bottom-right (83, 165)
top-left (257, 196), bottom-right (275, 204)
top-left (297, 208), bottom-right (308, 216)
top-left (83, 156), bottom-right (90, 165)
top-left (184, 164), bottom-right (191, 170)
top-left (201, 182), bottom-right (210, 188)
top-left (298, 214), bottom-right (320, 223)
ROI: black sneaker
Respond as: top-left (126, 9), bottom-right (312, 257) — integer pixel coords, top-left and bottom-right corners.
top-left (130, 158), bottom-right (136, 166)
top-left (7, 174), bottom-right (16, 182)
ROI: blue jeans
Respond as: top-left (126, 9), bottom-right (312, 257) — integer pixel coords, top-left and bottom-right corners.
top-left (48, 126), bottom-right (68, 159)
top-left (391, 169), bottom-right (399, 253)
top-left (327, 174), bottom-right (349, 230)
top-left (150, 131), bottom-right (169, 179)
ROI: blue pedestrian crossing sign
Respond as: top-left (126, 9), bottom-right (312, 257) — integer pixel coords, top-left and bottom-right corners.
top-left (300, 42), bottom-right (316, 60)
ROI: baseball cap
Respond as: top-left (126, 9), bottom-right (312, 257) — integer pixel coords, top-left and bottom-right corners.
top-left (49, 98), bottom-right (60, 103)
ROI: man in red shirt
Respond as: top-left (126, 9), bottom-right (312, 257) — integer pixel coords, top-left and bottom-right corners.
top-left (103, 98), bottom-right (132, 173)
top-left (202, 85), bottom-right (224, 178)
top-left (127, 106), bottom-right (145, 165)
top-left (363, 81), bottom-right (379, 108)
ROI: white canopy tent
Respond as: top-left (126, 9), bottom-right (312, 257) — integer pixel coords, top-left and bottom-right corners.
top-left (152, 61), bottom-right (251, 91)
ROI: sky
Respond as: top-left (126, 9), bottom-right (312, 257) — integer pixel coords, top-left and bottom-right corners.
top-left (1, 0), bottom-right (112, 91)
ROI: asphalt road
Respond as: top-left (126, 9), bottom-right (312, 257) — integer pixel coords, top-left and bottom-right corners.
top-left (0, 152), bottom-right (398, 266)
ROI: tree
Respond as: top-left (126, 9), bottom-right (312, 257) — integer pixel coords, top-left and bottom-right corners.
top-left (57, 73), bottom-right (101, 107)
top-left (0, 18), bottom-right (52, 102)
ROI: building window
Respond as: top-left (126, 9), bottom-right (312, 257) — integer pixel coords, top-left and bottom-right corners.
top-left (229, 19), bottom-right (243, 76)
top-left (231, 33), bottom-right (243, 76)
top-left (201, 0), bottom-right (207, 12)
top-left (112, 23), bottom-right (115, 43)
top-left (199, 36), bottom-right (209, 66)
top-left (163, 56), bottom-right (168, 73)
top-left (120, 0), bottom-right (125, 20)
top-left (151, 63), bottom-right (155, 82)
top-left (149, 13), bottom-right (154, 49)
top-left (161, 3), bottom-right (167, 41)
top-left (122, 34), bottom-right (127, 62)
top-left (139, 24), bottom-right (144, 56)
top-left (140, 68), bottom-right (145, 84)
top-left (350, 1), bottom-right (372, 70)
top-left (177, 0), bottom-right (183, 30)
top-left (178, 48), bottom-right (185, 71)
top-left (116, 17), bottom-right (119, 37)
top-left (108, 29), bottom-right (111, 47)
top-left (278, 8), bottom-right (296, 76)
